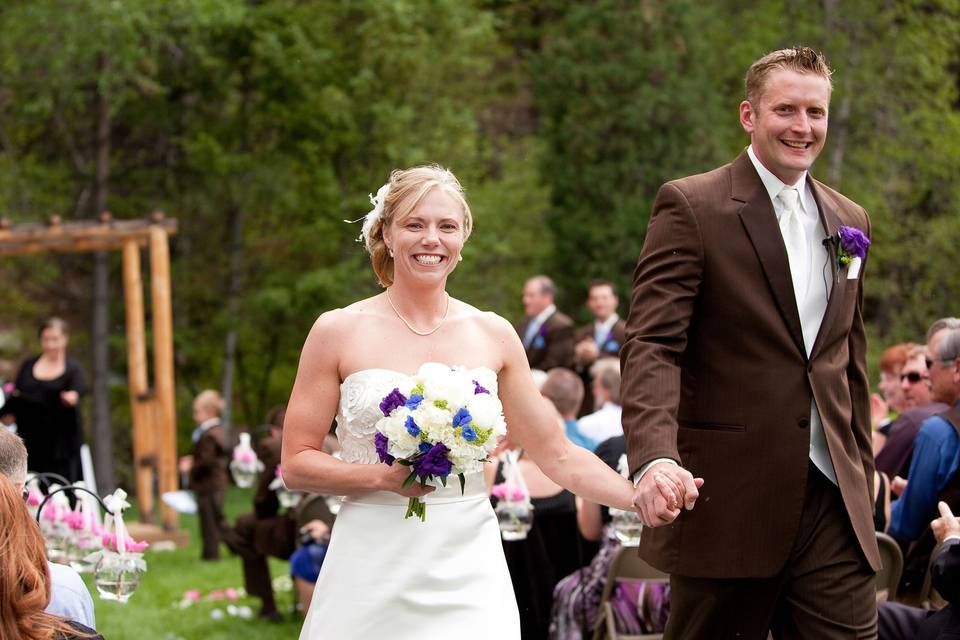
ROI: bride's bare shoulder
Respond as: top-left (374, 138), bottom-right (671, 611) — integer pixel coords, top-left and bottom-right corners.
top-left (308, 296), bottom-right (385, 338)
top-left (450, 299), bottom-right (516, 339)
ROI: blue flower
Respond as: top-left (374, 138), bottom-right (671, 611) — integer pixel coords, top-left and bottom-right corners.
top-left (603, 339), bottom-right (620, 353)
top-left (452, 408), bottom-right (472, 429)
top-left (461, 425), bottom-right (478, 442)
top-left (405, 416), bottom-right (420, 437)
top-left (532, 335), bottom-right (545, 350)
top-left (419, 442), bottom-right (432, 453)
top-left (404, 394), bottom-right (423, 410)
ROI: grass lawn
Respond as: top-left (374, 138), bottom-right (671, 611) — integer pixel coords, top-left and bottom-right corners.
top-left (83, 487), bottom-right (303, 640)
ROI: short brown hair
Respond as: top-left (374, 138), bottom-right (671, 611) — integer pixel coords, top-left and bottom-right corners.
top-left (745, 47), bottom-right (833, 105)
top-left (540, 368), bottom-right (584, 417)
top-left (0, 429), bottom-right (27, 484)
top-left (878, 343), bottom-right (915, 375)
top-left (365, 165), bottom-right (473, 287)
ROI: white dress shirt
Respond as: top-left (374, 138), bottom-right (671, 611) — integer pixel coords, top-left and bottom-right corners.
top-left (577, 401), bottom-right (624, 445)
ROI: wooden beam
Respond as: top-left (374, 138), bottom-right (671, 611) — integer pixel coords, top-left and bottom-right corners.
top-left (121, 240), bottom-right (155, 523)
top-left (0, 215), bottom-right (177, 256)
top-left (149, 226), bottom-right (178, 530)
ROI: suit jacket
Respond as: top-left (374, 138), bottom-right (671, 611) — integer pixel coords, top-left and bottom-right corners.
top-left (190, 424), bottom-right (229, 494)
top-left (516, 310), bottom-right (576, 371)
top-left (254, 435), bottom-right (282, 519)
top-left (575, 319), bottom-right (627, 414)
top-left (621, 151), bottom-right (880, 578)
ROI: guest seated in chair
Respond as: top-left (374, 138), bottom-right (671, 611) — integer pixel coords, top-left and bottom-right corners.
top-left (549, 434), bottom-right (669, 640)
top-left (222, 405), bottom-right (296, 622)
top-left (290, 518), bottom-right (332, 616)
top-left (0, 474), bottom-right (102, 640)
top-left (880, 501), bottom-right (960, 639)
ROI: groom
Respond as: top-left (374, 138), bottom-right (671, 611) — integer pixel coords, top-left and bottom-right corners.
top-left (621, 47), bottom-right (880, 637)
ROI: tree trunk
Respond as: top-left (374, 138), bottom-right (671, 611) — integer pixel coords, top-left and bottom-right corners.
top-left (91, 52), bottom-right (115, 493)
top-left (220, 205), bottom-right (244, 434)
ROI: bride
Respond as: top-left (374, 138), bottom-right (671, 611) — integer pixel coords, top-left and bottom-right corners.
top-left (282, 165), bottom-right (638, 639)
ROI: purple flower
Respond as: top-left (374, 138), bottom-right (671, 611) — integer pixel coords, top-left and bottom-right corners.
top-left (452, 408), bottom-right (472, 429)
top-left (374, 432), bottom-right (394, 464)
top-left (473, 380), bottom-right (489, 395)
top-left (379, 388), bottom-right (407, 417)
top-left (404, 394), bottom-right (423, 410)
top-left (413, 443), bottom-right (452, 478)
top-left (538, 324), bottom-right (549, 337)
top-left (405, 416), bottom-right (420, 437)
top-left (838, 226), bottom-right (870, 262)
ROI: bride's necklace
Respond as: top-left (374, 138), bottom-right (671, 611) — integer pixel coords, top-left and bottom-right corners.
top-left (385, 288), bottom-right (450, 336)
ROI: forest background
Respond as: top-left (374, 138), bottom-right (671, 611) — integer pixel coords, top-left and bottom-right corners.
top-left (0, 0), bottom-right (957, 493)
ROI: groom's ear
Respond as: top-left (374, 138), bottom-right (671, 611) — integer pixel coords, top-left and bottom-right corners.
top-left (739, 100), bottom-right (755, 134)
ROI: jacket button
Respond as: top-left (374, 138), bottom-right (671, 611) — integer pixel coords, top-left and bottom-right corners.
top-left (798, 417), bottom-right (810, 429)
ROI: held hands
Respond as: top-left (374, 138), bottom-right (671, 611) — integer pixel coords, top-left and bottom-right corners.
top-left (633, 461), bottom-right (704, 527)
top-left (932, 501), bottom-right (960, 544)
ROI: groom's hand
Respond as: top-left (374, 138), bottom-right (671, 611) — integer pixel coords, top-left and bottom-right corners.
top-left (633, 462), bottom-right (703, 527)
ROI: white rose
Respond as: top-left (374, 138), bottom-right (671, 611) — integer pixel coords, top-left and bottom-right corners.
top-left (471, 368), bottom-right (498, 395)
top-left (467, 393), bottom-right (503, 430)
top-left (421, 370), bottom-right (473, 409)
top-left (416, 362), bottom-right (452, 382)
top-left (449, 442), bottom-right (485, 475)
top-left (381, 411), bottom-right (420, 459)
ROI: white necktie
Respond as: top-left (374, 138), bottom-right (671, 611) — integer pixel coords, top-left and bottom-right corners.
top-left (776, 186), bottom-right (809, 307)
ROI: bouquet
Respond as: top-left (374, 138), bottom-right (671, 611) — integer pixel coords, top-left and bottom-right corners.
top-left (374, 363), bottom-right (507, 521)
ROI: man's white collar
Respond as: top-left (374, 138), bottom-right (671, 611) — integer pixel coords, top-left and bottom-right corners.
top-left (532, 303), bottom-right (556, 326)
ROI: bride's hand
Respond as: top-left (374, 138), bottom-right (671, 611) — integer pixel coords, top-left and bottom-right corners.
top-left (377, 463), bottom-right (437, 498)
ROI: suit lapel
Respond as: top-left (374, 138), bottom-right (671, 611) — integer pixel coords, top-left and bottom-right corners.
top-left (809, 179), bottom-right (848, 359)
top-left (731, 153), bottom-right (806, 357)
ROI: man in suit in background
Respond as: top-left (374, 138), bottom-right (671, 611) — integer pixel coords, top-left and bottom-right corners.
top-left (223, 405), bottom-right (296, 622)
top-left (621, 47), bottom-right (880, 637)
top-left (516, 275), bottom-right (575, 371)
top-left (574, 279), bottom-right (627, 416)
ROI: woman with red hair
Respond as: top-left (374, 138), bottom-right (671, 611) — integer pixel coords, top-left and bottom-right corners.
top-left (0, 475), bottom-right (102, 640)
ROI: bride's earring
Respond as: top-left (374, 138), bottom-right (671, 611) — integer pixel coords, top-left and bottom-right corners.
top-left (389, 248), bottom-right (394, 258)
top-left (458, 255), bottom-right (463, 262)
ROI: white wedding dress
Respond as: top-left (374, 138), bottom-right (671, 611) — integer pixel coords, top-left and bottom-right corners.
top-left (299, 367), bottom-right (521, 639)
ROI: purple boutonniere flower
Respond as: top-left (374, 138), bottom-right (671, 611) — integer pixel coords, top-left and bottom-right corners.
top-left (537, 324), bottom-right (549, 337)
top-left (837, 225), bottom-right (870, 266)
top-left (379, 388), bottom-right (407, 417)
top-left (472, 380), bottom-right (490, 395)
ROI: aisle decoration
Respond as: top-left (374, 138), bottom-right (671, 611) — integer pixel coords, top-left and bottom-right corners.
top-left (229, 432), bottom-right (264, 488)
top-left (374, 363), bottom-right (507, 521)
top-left (492, 449), bottom-right (534, 540)
top-left (608, 454), bottom-right (643, 545)
top-left (87, 489), bottom-right (148, 603)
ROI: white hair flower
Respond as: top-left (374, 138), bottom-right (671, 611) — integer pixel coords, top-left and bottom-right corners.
top-left (360, 182), bottom-right (390, 252)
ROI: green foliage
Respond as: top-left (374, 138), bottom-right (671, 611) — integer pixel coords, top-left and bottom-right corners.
top-left (0, 0), bottom-right (958, 472)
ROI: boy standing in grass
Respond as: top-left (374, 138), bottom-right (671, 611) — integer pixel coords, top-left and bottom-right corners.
top-left (187, 389), bottom-right (229, 560)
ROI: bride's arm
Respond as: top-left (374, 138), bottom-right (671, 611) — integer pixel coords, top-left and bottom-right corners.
top-left (487, 315), bottom-right (635, 511)
top-left (280, 312), bottom-right (433, 499)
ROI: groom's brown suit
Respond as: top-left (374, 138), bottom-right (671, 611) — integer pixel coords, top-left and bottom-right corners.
top-left (621, 152), bottom-right (880, 633)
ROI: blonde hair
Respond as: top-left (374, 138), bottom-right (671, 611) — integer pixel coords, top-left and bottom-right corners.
top-left (365, 165), bottom-right (473, 287)
top-left (194, 389), bottom-right (225, 417)
top-left (0, 475), bottom-right (97, 640)
top-left (745, 47), bottom-right (833, 105)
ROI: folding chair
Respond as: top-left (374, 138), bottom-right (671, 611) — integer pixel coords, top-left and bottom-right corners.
top-left (592, 545), bottom-right (669, 640)
top-left (875, 531), bottom-right (903, 602)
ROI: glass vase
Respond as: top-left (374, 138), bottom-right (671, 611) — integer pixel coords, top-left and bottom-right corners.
top-left (495, 500), bottom-right (534, 541)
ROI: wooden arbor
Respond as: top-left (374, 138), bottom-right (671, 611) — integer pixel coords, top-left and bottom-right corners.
top-left (0, 213), bottom-right (180, 529)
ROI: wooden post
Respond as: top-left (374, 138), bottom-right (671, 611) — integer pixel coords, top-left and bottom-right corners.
top-left (149, 226), bottom-right (178, 529)
top-left (121, 240), bottom-right (155, 523)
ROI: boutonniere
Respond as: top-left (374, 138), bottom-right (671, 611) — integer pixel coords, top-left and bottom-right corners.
top-left (603, 338), bottom-right (620, 353)
top-left (828, 225), bottom-right (871, 281)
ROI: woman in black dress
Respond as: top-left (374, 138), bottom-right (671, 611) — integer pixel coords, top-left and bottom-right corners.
top-left (1, 318), bottom-right (86, 482)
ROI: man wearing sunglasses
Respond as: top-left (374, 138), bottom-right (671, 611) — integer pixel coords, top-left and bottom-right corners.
top-left (889, 320), bottom-right (960, 551)
top-left (876, 345), bottom-right (948, 480)
top-left (0, 428), bottom-right (96, 630)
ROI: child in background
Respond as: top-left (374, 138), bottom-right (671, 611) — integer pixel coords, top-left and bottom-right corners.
top-left (185, 390), bottom-right (229, 560)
